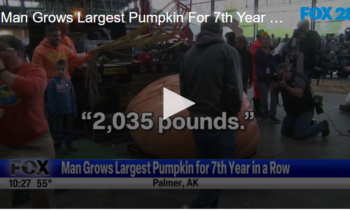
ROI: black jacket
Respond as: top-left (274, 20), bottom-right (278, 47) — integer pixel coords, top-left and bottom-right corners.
top-left (254, 47), bottom-right (277, 83)
top-left (281, 71), bottom-right (314, 117)
top-left (236, 48), bottom-right (253, 85)
top-left (299, 31), bottom-right (321, 70)
top-left (180, 31), bottom-right (243, 117)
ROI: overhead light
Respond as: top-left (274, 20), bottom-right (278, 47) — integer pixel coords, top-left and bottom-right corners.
top-left (73, 10), bottom-right (81, 17)
top-left (0, 30), bottom-right (12, 35)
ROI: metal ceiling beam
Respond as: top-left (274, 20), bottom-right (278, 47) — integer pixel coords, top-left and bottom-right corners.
top-left (50, 0), bottom-right (54, 11)
top-left (20, 0), bottom-right (25, 13)
top-left (101, 0), bottom-right (107, 14)
top-left (0, 0), bottom-right (135, 15)
top-left (62, 0), bottom-right (66, 12)
top-left (45, 0), bottom-right (50, 10)
top-left (311, 0), bottom-right (316, 31)
top-left (253, 0), bottom-right (258, 39)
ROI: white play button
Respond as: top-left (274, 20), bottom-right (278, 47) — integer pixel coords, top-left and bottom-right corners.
top-left (163, 88), bottom-right (195, 119)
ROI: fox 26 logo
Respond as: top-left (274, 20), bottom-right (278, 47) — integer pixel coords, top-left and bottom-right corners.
top-left (10, 160), bottom-right (50, 176)
top-left (300, 7), bottom-right (350, 20)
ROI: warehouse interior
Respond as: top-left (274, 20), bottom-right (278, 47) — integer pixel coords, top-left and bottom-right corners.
top-left (1, 0), bottom-right (350, 208)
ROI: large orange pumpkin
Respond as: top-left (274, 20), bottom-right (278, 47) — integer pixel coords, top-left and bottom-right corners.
top-left (125, 74), bottom-right (260, 159)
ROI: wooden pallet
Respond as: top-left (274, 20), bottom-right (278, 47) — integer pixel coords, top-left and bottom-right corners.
top-left (127, 143), bottom-right (274, 159)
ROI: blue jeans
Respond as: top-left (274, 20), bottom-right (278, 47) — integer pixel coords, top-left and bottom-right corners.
top-left (281, 111), bottom-right (324, 139)
top-left (257, 81), bottom-right (277, 119)
top-left (53, 114), bottom-right (73, 149)
top-left (188, 129), bottom-right (237, 208)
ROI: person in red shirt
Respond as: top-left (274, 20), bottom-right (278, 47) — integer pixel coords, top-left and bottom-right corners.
top-left (250, 29), bottom-right (265, 115)
top-left (0, 35), bottom-right (54, 208)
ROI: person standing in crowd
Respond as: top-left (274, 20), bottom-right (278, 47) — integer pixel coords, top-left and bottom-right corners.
top-left (274, 63), bottom-right (330, 139)
top-left (255, 33), bottom-right (279, 122)
top-left (327, 34), bottom-right (336, 44)
top-left (225, 32), bottom-right (236, 47)
top-left (250, 29), bottom-right (265, 116)
top-left (283, 34), bottom-right (290, 42)
top-left (296, 20), bottom-right (321, 82)
top-left (328, 40), bottom-right (338, 52)
top-left (32, 25), bottom-right (93, 82)
top-left (271, 34), bottom-right (278, 46)
top-left (345, 42), bottom-right (350, 55)
top-left (55, 22), bottom-right (77, 53)
top-left (32, 25), bottom-right (95, 136)
top-left (0, 35), bottom-right (55, 208)
top-left (55, 22), bottom-right (81, 74)
top-left (235, 35), bottom-right (253, 93)
top-left (277, 37), bottom-right (281, 44)
top-left (47, 59), bottom-right (77, 155)
top-left (328, 51), bottom-right (337, 64)
top-left (180, 16), bottom-right (243, 208)
top-left (225, 33), bottom-right (253, 93)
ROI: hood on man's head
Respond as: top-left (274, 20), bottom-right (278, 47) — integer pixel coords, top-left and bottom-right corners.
top-left (200, 16), bottom-right (223, 34)
top-left (195, 31), bottom-right (225, 47)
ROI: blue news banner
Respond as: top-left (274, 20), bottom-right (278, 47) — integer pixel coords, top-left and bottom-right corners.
top-left (1, 159), bottom-right (350, 189)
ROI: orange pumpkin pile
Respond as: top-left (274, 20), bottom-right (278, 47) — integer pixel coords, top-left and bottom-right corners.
top-left (125, 74), bottom-right (260, 159)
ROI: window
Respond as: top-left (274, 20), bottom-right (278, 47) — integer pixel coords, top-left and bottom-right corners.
top-left (153, 0), bottom-right (174, 12)
top-left (0, 30), bottom-right (13, 35)
top-left (24, 1), bottom-right (40, 8)
top-left (257, 0), bottom-right (312, 39)
top-left (314, 0), bottom-right (349, 36)
top-left (215, 0), bottom-right (254, 37)
top-left (8, 0), bottom-right (20, 7)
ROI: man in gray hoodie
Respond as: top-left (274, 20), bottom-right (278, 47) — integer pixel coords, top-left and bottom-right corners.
top-left (180, 16), bottom-right (243, 208)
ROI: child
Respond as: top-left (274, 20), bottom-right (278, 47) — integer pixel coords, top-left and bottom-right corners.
top-left (47, 59), bottom-right (78, 155)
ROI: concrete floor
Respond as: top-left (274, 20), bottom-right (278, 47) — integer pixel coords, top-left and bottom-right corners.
top-left (17, 88), bottom-right (350, 208)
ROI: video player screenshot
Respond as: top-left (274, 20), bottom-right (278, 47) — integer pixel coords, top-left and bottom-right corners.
top-left (0, 0), bottom-right (350, 209)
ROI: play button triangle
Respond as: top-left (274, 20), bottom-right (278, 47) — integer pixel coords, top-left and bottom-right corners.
top-left (163, 88), bottom-right (195, 119)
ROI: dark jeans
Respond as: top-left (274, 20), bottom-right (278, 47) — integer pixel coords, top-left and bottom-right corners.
top-left (48, 117), bottom-right (55, 138)
top-left (257, 81), bottom-right (277, 119)
top-left (44, 101), bottom-right (54, 136)
top-left (53, 114), bottom-right (73, 149)
top-left (281, 111), bottom-right (324, 139)
top-left (188, 129), bottom-right (237, 208)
